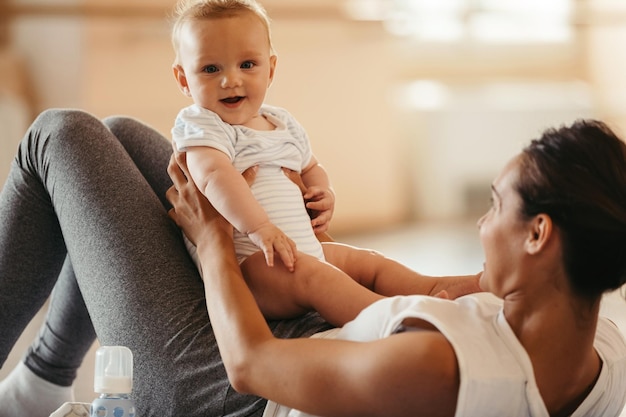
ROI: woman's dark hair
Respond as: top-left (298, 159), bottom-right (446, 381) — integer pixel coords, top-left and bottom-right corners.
top-left (516, 119), bottom-right (626, 298)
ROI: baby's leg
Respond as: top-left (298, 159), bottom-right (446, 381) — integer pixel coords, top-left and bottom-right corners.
top-left (240, 251), bottom-right (383, 327)
top-left (321, 242), bottom-right (481, 299)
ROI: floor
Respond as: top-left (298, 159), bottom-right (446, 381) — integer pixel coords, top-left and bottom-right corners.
top-left (2, 221), bottom-right (626, 412)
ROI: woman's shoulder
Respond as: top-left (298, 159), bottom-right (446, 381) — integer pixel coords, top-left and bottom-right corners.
top-left (334, 293), bottom-right (511, 386)
top-left (344, 294), bottom-right (530, 416)
top-left (338, 293), bottom-right (502, 340)
top-left (568, 318), bottom-right (626, 417)
top-left (596, 316), bottom-right (626, 356)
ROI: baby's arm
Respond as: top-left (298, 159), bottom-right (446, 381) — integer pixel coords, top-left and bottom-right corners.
top-left (300, 156), bottom-right (335, 234)
top-left (185, 146), bottom-right (296, 270)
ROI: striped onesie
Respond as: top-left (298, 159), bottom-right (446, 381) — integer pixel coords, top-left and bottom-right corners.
top-left (172, 104), bottom-right (325, 265)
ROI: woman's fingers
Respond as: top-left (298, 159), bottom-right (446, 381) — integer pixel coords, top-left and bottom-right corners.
top-left (242, 166), bottom-right (259, 187)
top-left (167, 154), bottom-right (185, 188)
top-left (281, 167), bottom-right (307, 194)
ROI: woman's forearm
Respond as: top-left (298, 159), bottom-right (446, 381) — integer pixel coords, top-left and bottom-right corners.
top-left (167, 149), bottom-right (276, 391)
top-left (194, 218), bottom-right (274, 389)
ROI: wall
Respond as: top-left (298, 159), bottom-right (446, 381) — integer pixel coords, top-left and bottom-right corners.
top-left (4, 1), bottom-right (626, 230)
top-left (0, 49), bottom-right (30, 183)
top-left (3, 1), bottom-right (409, 233)
top-left (584, 1), bottom-right (626, 136)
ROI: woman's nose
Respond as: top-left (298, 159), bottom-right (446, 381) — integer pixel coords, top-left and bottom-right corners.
top-left (476, 214), bottom-right (486, 228)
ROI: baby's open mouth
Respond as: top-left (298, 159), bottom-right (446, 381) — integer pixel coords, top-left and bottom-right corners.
top-left (221, 96), bottom-right (244, 104)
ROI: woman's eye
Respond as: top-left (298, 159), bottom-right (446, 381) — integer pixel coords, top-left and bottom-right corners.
top-left (241, 61), bottom-right (255, 69)
top-left (203, 65), bottom-right (218, 73)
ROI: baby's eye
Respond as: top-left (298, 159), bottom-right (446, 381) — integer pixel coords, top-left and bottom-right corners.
top-left (241, 61), bottom-right (255, 69)
top-left (202, 65), bottom-right (219, 73)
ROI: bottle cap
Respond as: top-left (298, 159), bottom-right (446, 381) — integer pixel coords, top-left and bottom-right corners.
top-left (94, 346), bottom-right (133, 394)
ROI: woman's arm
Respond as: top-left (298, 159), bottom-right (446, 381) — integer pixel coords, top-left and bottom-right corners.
top-left (166, 151), bottom-right (460, 417)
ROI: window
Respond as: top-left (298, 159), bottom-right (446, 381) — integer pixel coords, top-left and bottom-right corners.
top-left (344, 0), bottom-right (573, 44)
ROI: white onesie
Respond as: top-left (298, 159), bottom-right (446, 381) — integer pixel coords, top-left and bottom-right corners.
top-left (173, 104), bottom-right (325, 265)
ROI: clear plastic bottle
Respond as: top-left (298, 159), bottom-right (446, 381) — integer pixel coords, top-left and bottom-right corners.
top-left (90, 346), bottom-right (136, 417)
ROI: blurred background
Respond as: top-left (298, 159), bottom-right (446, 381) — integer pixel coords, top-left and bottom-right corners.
top-left (1, 0), bottom-right (626, 405)
top-left (2, 0), bottom-right (626, 230)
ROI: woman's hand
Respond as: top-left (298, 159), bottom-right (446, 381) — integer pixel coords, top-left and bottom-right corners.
top-left (166, 149), bottom-right (232, 247)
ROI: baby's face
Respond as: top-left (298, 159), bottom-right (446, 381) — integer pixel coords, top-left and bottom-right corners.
top-left (175, 11), bottom-right (276, 127)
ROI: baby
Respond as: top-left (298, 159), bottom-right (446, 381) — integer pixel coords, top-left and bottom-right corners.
top-left (171, 0), bottom-right (480, 324)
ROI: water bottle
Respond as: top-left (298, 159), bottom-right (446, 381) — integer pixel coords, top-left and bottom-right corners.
top-left (90, 346), bottom-right (136, 417)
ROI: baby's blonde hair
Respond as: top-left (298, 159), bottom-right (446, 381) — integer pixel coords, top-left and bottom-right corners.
top-left (171, 0), bottom-right (275, 64)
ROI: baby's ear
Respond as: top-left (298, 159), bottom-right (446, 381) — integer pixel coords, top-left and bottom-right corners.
top-left (268, 55), bottom-right (278, 87)
top-left (173, 64), bottom-right (191, 97)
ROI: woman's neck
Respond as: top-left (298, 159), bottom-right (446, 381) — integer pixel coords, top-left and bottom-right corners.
top-left (503, 290), bottom-right (601, 416)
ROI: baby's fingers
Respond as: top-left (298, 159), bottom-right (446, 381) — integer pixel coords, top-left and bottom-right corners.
top-left (261, 244), bottom-right (275, 268)
top-left (275, 239), bottom-right (297, 272)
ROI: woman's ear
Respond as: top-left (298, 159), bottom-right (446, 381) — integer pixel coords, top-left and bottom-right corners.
top-left (525, 214), bottom-right (553, 255)
top-left (173, 64), bottom-right (192, 97)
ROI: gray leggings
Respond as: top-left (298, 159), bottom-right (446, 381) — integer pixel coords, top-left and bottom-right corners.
top-left (0, 109), bottom-right (331, 416)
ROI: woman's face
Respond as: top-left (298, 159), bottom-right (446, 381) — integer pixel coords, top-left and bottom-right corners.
top-left (477, 156), bottom-right (530, 297)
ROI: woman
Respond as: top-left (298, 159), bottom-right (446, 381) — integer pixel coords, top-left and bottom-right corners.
top-left (167, 118), bottom-right (626, 417)
top-left (0, 109), bottom-right (477, 417)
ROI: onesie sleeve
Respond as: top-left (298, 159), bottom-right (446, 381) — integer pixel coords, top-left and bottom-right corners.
top-left (171, 105), bottom-right (237, 160)
top-left (263, 105), bottom-right (314, 170)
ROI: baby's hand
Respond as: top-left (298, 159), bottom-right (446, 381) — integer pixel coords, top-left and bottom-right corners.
top-left (248, 223), bottom-right (297, 271)
top-left (304, 186), bottom-right (335, 234)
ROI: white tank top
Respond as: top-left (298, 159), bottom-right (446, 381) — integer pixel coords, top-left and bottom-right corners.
top-left (264, 293), bottom-right (626, 417)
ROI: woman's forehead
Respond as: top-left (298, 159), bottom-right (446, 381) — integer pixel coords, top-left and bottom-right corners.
top-left (492, 155), bottom-right (521, 195)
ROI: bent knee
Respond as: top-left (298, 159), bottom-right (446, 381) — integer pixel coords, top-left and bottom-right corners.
top-left (29, 109), bottom-right (104, 147)
top-left (19, 109), bottom-right (104, 166)
top-left (102, 114), bottom-right (142, 137)
top-left (34, 108), bottom-right (99, 132)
